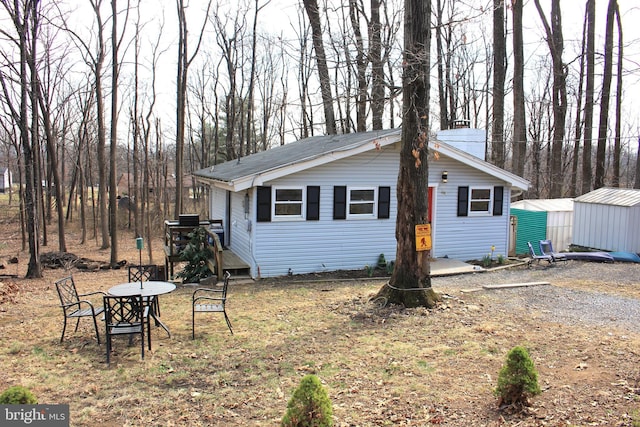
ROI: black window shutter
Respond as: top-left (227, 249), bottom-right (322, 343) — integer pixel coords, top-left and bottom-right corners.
top-left (493, 186), bottom-right (504, 216)
top-left (333, 186), bottom-right (346, 219)
top-left (307, 186), bottom-right (320, 220)
top-left (378, 186), bottom-right (391, 219)
top-left (457, 186), bottom-right (469, 217)
top-left (256, 186), bottom-right (271, 222)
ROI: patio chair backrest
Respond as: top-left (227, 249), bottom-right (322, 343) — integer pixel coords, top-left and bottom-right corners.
top-left (128, 265), bottom-right (159, 282)
top-left (104, 295), bottom-right (144, 326)
top-left (539, 240), bottom-right (553, 255)
top-left (56, 276), bottom-right (80, 307)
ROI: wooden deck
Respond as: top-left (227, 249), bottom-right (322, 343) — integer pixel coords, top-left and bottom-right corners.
top-left (165, 247), bottom-right (250, 280)
top-left (220, 249), bottom-right (250, 273)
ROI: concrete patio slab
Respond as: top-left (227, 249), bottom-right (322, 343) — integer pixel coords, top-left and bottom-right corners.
top-left (430, 258), bottom-right (484, 277)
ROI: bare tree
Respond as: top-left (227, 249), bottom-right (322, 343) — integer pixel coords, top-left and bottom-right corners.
top-left (349, 0), bottom-right (367, 132)
top-left (512, 0), bottom-right (526, 177)
top-left (491, 0), bottom-right (506, 168)
top-left (108, 0), bottom-right (131, 265)
top-left (0, 0), bottom-right (42, 277)
top-left (89, 0), bottom-right (110, 249)
top-left (581, 0), bottom-right (596, 194)
top-left (594, 0), bottom-right (616, 189)
top-left (612, 2), bottom-right (623, 187)
top-left (245, 0), bottom-right (270, 155)
top-left (535, 0), bottom-right (567, 198)
top-left (370, 0), bottom-right (384, 130)
top-left (212, 6), bottom-right (247, 161)
top-left (569, 7), bottom-right (587, 197)
top-left (373, 0), bottom-right (438, 308)
top-left (175, 0), bottom-right (211, 217)
top-left (303, 0), bottom-right (336, 135)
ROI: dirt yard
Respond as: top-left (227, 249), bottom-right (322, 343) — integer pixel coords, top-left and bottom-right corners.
top-left (0, 218), bottom-right (639, 426)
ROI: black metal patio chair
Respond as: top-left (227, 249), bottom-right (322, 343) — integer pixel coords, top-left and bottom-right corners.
top-left (128, 264), bottom-right (161, 315)
top-left (55, 276), bottom-right (105, 344)
top-left (192, 271), bottom-right (233, 339)
top-left (103, 295), bottom-right (150, 365)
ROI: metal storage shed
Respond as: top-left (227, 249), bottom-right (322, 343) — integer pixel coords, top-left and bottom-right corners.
top-left (511, 198), bottom-right (574, 254)
top-left (573, 187), bottom-right (640, 253)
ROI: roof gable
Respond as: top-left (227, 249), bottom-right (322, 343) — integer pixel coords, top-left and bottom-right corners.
top-left (194, 128), bottom-right (529, 192)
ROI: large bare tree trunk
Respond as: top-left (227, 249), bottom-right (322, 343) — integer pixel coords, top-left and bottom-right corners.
top-left (512, 0), bottom-right (526, 177)
top-left (491, 0), bottom-right (506, 168)
top-left (245, 0), bottom-right (266, 155)
top-left (370, 0), bottom-right (384, 130)
top-left (175, 0), bottom-right (211, 217)
top-left (303, 0), bottom-right (336, 135)
top-left (569, 11), bottom-right (586, 197)
top-left (374, 0), bottom-right (439, 309)
top-left (87, 0), bottom-right (111, 249)
top-left (435, 0), bottom-right (446, 129)
top-left (612, 2), bottom-right (623, 187)
top-left (581, 0), bottom-right (595, 194)
top-left (109, 0), bottom-right (119, 264)
top-left (595, 0), bottom-right (616, 189)
top-left (349, 0), bottom-right (367, 132)
top-left (535, 0), bottom-right (567, 198)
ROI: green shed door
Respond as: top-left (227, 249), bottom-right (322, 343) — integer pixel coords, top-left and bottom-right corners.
top-left (511, 208), bottom-right (547, 256)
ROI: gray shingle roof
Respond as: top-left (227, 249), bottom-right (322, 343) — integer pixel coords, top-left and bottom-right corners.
top-left (193, 127), bottom-right (529, 192)
top-left (193, 128), bottom-right (400, 183)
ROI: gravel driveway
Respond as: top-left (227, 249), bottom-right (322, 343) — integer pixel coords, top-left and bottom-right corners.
top-left (431, 260), bottom-right (640, 334)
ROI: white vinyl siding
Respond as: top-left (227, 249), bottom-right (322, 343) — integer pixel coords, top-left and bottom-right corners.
top-left (211, 144), bottom-right (515, 278)
top-left (430, 158), bottom-right (511, 261)
top-left (252, 148), bottom-right (399, 277)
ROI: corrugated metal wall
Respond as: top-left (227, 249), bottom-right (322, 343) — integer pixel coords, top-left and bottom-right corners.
top-left (511, 208), bottom-right (547, 255)
top-left (547, 211), bottom-right (573, 251)
top-left (573, 202), bottom-right (640, 252)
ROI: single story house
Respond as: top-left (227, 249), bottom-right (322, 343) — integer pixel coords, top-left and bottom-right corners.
top-left (573, 187), bottom-right (640, 253)
top-left (193, 127), bottom-right (529, 278)
top-left (511, 198), bottom-right (574, 254)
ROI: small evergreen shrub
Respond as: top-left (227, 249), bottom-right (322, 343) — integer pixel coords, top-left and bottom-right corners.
top-left (0, 386), bottom-right (37, 404)
top-left (177, 227), bottom-right (214, 283)
top-left (376, 253), bottom-right (387, 269)
top-left (281, 374), bottom-right (333, 427)
top-left (494, 345), bottom-right (541, 407)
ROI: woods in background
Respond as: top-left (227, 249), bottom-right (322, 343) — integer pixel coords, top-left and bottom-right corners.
top-left (0, 0), bottom-right (636, 277)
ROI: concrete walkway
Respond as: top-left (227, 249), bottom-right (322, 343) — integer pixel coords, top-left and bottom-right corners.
top-left (430, 257), bottom-right (483, 277)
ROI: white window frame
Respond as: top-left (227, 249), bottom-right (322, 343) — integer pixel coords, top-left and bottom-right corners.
top-left (468, 186), bottom-right (493, 216)
top-left (272, 186), bottom-right (305, 221)
top-left (347, 187), bottom-right (377, 219)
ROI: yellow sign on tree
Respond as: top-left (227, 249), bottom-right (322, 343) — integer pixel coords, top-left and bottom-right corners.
top-left (415, 224), bottom-right (432, 251)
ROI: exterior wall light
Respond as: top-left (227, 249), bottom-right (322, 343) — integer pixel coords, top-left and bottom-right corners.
top-left (441, 171), bottom-right (448, 183)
